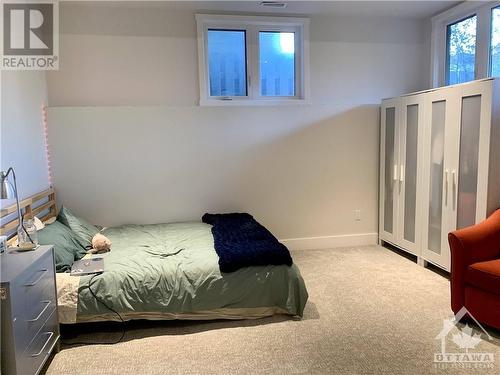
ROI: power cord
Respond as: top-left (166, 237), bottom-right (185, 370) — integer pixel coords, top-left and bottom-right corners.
top-left (61, 249), bottom-right (183, 346)
top-left (61, 273), bottom-right (126, 346)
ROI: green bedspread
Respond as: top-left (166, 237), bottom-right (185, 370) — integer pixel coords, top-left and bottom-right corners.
top-left (75, 222), bottom-right (308, 321)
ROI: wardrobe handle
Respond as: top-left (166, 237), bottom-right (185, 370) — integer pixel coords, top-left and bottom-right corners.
top-left (393, 164), bottom-right (398, 182)
top-left (400, 165), bottom-right (405, 182)
top-left (452, 170), bottom-right (456, 211)
top-left (445, 170), bottom-right (449, 206)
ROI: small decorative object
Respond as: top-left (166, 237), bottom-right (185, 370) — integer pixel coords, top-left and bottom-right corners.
top-left (87, 233), bottom-right (112, 254)
top-left (0, 235), bottom-right (6, 253)
top-left (17, 218), bottom-right (38, 251)
top-left (1, 167), bottom-right (36, 251)
top-left (33, 216), bottom-right (45, 230)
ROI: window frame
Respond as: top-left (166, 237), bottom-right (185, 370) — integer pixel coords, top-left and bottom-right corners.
top-left (445, 14), bottom-right (478, 86)
top-left (196, 14), bottom-right (310, 106)
top-left (205, 27), bottom-right (250, 100)
top-left (257, 27), bottom-right (302, 99)
top-left (431, 1), bottom-right (500, 88)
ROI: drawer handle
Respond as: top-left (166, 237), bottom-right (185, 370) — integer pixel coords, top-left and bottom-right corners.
top-left (31, 331), bottom-right (54, 357)
top-left (26, 300), bottom-right (51, 322)
top-left (25, 269), bottom-right (48, 287)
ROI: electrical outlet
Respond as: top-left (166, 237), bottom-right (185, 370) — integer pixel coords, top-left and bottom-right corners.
top-left (354, 209), bottom-right (361, 222)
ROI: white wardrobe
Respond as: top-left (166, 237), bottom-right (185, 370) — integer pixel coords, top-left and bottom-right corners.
top-left (379, 78), bottom-right (500, 271)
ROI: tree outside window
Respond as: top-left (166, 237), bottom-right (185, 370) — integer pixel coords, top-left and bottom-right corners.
top-left (447, 15), bottom-right (477, 85)
top-left (491, 7), bottom-right (500, 77)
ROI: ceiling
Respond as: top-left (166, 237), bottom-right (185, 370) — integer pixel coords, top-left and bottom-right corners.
top-left (63, 1), bottom-right (463, 19)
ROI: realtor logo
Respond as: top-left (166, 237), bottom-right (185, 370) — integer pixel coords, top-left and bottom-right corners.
top-left (434, 307), bottom-right (495, 369)
top-left (1, 0), bottom-right (59, 70)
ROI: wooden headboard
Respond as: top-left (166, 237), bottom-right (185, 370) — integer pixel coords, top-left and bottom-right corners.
top-left (0, 188), bottom-right (57, 245)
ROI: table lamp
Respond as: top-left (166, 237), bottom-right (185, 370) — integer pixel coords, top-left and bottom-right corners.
top-left (1, 167), bottom-right (34, 249)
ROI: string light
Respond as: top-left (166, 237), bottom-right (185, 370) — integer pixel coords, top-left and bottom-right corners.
top-left (42, 104), bottom-right (53, 185)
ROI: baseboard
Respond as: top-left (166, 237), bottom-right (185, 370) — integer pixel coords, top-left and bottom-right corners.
top-left (280, 233), bottom-right (378, 251)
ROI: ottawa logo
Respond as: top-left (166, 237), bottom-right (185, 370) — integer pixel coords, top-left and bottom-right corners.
top-left (434, 307), bottom-right (494, 369)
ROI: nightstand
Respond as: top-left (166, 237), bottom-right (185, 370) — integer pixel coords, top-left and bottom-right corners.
top-left (1, 245), bottom-right (60, 375)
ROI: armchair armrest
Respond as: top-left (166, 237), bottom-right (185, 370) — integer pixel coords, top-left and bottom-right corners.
top-left (448, 209), bottom-right (500, 313)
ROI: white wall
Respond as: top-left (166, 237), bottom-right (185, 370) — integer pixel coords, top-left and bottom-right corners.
top-left (0, 71), bottom-right (50, 200)
top-left (46, 6), bottom-right (431, 247)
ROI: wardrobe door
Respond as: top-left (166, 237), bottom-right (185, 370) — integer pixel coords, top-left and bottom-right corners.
top-left (379, 99), bottom-right (400, 244)
top-left (421, 88), bottom-right (459, 271)
top-left (453, 80), bottom-right (493, 230)
top-left (397, 95), bottom-right (424, 254)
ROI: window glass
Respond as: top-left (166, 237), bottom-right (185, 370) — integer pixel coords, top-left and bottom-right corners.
top-left (259, 32), bottom-right (295, 96)
top-left (207, 30), bottom-right (247, 96)
top-left (491, 6), bottom-right (500, 77)
top-left (446, 15), bottom-right (477, 85)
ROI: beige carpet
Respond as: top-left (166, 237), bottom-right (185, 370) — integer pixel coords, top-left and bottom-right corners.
top-left (45, 246), bottom-right (499, 374)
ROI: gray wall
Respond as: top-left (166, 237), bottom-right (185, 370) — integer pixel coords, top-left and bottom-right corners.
top-left (1, 71), bottom-right (50, 201)
top-left (46, 6), bottom-right (431, 245)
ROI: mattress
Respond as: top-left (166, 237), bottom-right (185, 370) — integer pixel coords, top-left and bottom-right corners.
top-left (56, 222), bottom-right (308, 324)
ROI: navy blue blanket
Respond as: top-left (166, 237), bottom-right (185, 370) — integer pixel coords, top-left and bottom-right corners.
top-left (202, 213), bottom-right (293, 273)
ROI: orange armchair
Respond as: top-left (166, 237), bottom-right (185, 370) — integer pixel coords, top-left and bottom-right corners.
top-left (448, 209), bottom-right (500, 329)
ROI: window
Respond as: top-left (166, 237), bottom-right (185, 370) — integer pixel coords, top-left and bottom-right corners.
top-left (207, 30), bottom-right (247, 97)
top-left (431, 1), bottom-right (500, 87)
top-left (259, 31), bottom-right (296, 96)
top-left (196, 14), bottom-right (309, 105)
top-left (491, 6), bottom-right (500, 77)
top-left (446, 15), bottom-right (477, 85)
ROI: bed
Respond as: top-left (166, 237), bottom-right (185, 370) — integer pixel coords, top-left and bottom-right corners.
top-left (1, 189), bottom-right (308, 324)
